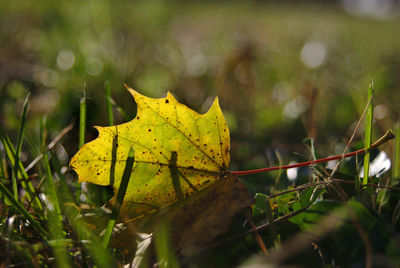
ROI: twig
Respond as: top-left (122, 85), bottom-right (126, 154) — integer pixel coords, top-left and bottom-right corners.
top-left (203, 205), bottom-right (311, 251)
top-left (261, 178), bottom-right (400, 203)
top-left (324, 92), bottom-right (375, 197)
top-left (266, 202), bottom-right (355, 264)
top-left (25, 123), bottom-right (74, 172)
top-left (268, 181), bottom-right (326, 199)
top-left (245, 210), bottom-right (268, 255)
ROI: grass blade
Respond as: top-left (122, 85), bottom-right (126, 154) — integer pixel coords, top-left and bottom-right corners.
top-left (48, 149), bottom-right (116, 267)
top-left (0, 181), bottom-right (47, 238)
top-left (41, 123), bottom-right (71, 266)
top-left (0, 125), bottom-right (43, 211)
top-left (79, 87), bottom-right (87, 149)
top-left (0, 130), bottom-right (26, 177)
top-left (47, 217), bottom-right (72, 268)
top-left (102, 146), bottom-right (135, 248)
top-left (362, 81), bottom-right (374, 187)
top-left (43, 151), bottom-right (62, 219)
top-left (46, 184), bottom-right (71, 268)
top-left (105, 81), bottom-right (114, 126)
top-left (76, 87), bottom-right (87, 204)
top-left (0, 146), bottom-right (6, 182)
top-left (13, 92), bottom-right (30, 197)
top-left (73, 218), bottom-right (116, 267)
top-left (116, 105), bottom-right (130, 122)
top-left (41, 117), bottom-right (62, 218)
top-left (105, 81), bottom-right (131, 122)
top-left (154, 223), bottom-right (179, 268)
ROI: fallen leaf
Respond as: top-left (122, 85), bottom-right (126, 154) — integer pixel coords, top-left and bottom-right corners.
top-left (71, 85), bottom-right (231, 219)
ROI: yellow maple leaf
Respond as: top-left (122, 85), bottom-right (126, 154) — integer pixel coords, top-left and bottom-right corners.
top-left (70, 85), bottom-right (230, 219)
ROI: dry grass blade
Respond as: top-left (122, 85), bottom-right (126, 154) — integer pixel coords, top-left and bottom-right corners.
top-left (25, 123), bottom-right (74, 172)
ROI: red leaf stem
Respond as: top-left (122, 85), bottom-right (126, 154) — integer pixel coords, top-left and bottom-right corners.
top-left (231, 130), bottom-right (394, 176)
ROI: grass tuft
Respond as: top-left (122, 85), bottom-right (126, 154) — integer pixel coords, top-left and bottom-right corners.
top-left (0, 181), bottom-right (48, 238)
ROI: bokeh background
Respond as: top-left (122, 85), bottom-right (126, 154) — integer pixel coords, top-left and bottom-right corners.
top-left (1, 0), bottom-right (399, 190)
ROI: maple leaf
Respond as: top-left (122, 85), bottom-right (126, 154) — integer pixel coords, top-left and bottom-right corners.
top-left (70, 85), bottom-right (232, 219)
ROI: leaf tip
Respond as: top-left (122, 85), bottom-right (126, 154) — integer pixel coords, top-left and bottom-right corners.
top-left (124, 83), bottom-right (139, 97)
top-left (93, 126), bottom-right (106, 137)
top-left (206, 96), bottom-right (222, 115)
top-left (165, 91), bottom-right (178, 103)
top-left (213, 96), bottom-right (220, 106)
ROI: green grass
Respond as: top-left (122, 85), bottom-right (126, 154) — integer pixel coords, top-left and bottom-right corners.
top-left (76, 88), bottom-right (86, 203)
top-left (79, 88), bottom-right (87, 150)
top-left (105, 81), bottom-right (114, 127)
top-left (0, 181), bottom-right (47, 238)
top-left (102, 146), bottom-right (135, 248)
top-left (12, 93), bottom-right (30, 199)
top-left (362, 81), bottom-right (374, 188)
top-left (0, 126), bottom-right (43, 212)
top-left (1, 77), bottom-right (399, 267)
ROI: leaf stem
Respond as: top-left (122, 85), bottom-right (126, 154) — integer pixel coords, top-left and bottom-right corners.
top-left (231, 130), bottom-right (394, 176)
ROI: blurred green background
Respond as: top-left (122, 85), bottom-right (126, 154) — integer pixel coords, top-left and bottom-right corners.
top-left (1, 0), bottom-right (399, 186)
